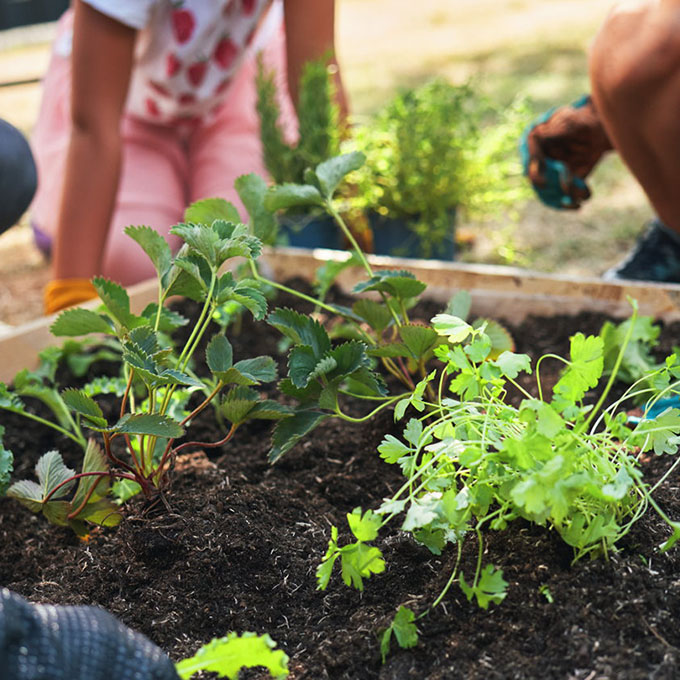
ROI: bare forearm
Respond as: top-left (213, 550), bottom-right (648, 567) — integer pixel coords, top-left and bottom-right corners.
top-left (283, 0), bottom-right (348, 118)
top-left (52, 127), bottom-right (122, 280)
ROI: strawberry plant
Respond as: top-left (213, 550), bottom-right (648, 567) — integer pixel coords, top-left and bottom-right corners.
top-left (317, 301), bottom-right (680, 654)
top-left (5, 208), bottom-right (292, 534)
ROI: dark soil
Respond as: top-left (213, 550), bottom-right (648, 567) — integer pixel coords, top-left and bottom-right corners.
top-left (2, 288), bottom-right (680, 680)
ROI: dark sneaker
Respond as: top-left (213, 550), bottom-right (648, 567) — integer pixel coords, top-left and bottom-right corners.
top-left (603, 219), bottom-right (680, 283)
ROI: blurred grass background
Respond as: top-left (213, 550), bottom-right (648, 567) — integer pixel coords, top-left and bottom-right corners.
top-left (0, 0), bottom-right (651, 326)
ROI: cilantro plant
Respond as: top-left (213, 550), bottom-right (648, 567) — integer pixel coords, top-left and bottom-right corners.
top-left (6, 207), bottom-right (292, 534)
top-left (176, 632), bottom-right (288, 679)
top-left (317, 301), bottom-right (680, 653)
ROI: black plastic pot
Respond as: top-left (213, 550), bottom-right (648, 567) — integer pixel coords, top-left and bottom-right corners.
top-left (369, 211), bottom-right (456, 260)
top-left (277, 214), bottom-right (342, 250)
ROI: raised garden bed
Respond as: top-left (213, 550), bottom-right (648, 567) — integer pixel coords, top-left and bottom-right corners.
top-left (2, 245), bottom-right (680, 679)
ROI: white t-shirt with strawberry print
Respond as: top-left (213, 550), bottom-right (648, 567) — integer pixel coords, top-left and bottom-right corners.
top-left (82, 0), bottom-right (276, 124)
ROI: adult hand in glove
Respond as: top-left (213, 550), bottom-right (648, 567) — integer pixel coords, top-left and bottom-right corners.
top-left (0, 588), bottom-right (179, 680)
top-left (520, 94), bottom-right (613, 210)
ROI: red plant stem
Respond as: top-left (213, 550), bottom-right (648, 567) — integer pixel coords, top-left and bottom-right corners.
top-left (172, 423), bottom-right (237, 456)
top-left (120, 370), bottom-right (134, 419)
top-left (396, 356), bottom-right (416, 389)
top-left (179, 381), bottom-right (224, 428)
top-left (101, 433), bottom-right (136, 475)
top-left (123, 433), bottom-right (143, 474)
top-left (42, 471), bottom-right (139, 504)
top-left (67, 474), bottom-right (106, 520)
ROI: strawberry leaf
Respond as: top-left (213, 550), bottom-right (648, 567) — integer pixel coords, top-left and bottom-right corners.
top-left (264, 183), bottom-right (324, 212)
top-left (50, 308), bottom-right (113, 337)
top-left (314, 151), bottom-right (365, 199)
top-left (269, 410), bottom-right (327, 462)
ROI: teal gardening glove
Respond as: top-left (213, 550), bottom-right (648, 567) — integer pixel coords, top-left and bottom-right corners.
top-left (520, 95), bottom-right (613, 210)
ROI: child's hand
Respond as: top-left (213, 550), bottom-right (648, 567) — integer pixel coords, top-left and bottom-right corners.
top-left (520, 95), bottom-right (613, 210)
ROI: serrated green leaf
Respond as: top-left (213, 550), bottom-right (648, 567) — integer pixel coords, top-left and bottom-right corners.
top-left (289, 345), bottom-right (331, 388)
top-left (229, 284), bottom-right (268, 320)
top-left (109, 413), bottom-right (184, 438)
top-left (553, 333), bottom-right (604, 404)
top-left (206, 335), bottom-right (234, 374)
top-left (347, 507), bottom-right (381, 541)
top-left (219, 386), bottom-right (259, 425)
top-left (314, 151), bottom-right (365, 198)
top-left (494, 351), bottom-right (531, 379)
top-left (175, 632), bottom-right (289, 680)
top-left (6, 479), bottom-right (43, 511)
top-left (50, 308), bottom-right (113, 337)
top-left (140, 303), bottom-right (188, 333)
top-left (269, 410), bottom-right (327, 462)
top-left (264, 183), bottom-right (323, 212)
top-left (233, 356), bottom-right (277, 384)
top-left (124, 225), bottom-right (172, 279)
top-left (381, 606), bottom-right (418, 661)
top-left (399, 324), bottom-right (439, 358)
top-left (184, 197), bottom-right (242, 225)
top-left (353, 270), bottom-right (427, 301)
top-left (268, 308), bottom-right (331, 358)
top-left (368, 342), bottom-right (411, 359)
top-left (340, 542), bottom-right (385, 590)
top-left (378, 435), bottom-right (411, 463)
top-left (248, 400), bottom-right (294, 421)
top-left (92, 277), bottom-right (142, 330)
top-left (403, 418), bottom-right (424, 447)
top-left (278, 378), bottom-right (322, 404)
top-left (171, 223), bottom-right (220, 266)
top-left (36, 450), bottom-right (76, 499)
top-left (42, 500), bottom-right (71, 527)
top-left (62, 388), bottom-right (107, 428)
top-left (460, 565), bottom-right (508, 609)
top-left (352, 298), bottom-right (393, 334)
top-left (431, 313), bottom-right (472, 344)
top-left (234, 173), bottom-right (278, 245)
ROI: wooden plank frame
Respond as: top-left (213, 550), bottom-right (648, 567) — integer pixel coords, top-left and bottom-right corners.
top-left (1, 246), bottom-right (679, 383)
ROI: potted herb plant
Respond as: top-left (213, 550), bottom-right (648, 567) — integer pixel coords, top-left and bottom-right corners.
top-left (348, 78), bottom-right (529, 259)
top-left (256, 54), bottom-right (343, 249)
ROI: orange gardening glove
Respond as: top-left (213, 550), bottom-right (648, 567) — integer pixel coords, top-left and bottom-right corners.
top-left (44, 278), bottom-right (98, 315)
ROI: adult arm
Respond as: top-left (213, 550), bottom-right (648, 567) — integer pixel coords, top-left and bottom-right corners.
top-left (282, 0), bottom-right (348, 119)
top-left (589, 0), bottom-right (680, 233)
top-left (51, 0), bottom-right (136, 282)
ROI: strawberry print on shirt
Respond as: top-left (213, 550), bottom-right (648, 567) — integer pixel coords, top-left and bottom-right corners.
top-left (83, 0), bottom-right (273, 124)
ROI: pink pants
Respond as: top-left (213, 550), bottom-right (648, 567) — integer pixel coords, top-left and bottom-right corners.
top-left (31, 10), bottom-right (296, 286)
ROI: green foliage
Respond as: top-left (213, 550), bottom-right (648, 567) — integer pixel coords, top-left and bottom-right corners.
top-left (380, 606), bottom-right (419, 662)
top-left (347, 78), bottom-right (531, 246)
top-left (316, 509), bottom-right (386, 591)
top-left (6, 198), bottom-right (286, 532)
top-left (176, 632), bottom-right (289, 679)
top-left (0, 426), bottom-right (13, 495)
top-left (7, 443), bottom-right (122, 536)
top-left (319, 301), bottom-right (680, 646)
top-left (256, 54), bottom-right (340, 187)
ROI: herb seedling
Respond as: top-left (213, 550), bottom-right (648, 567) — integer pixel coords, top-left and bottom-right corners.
top-left (317, 301), bottom-right (680, 652)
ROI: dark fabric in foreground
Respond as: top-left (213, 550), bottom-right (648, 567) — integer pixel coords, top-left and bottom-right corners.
top-left (0, 588), bottom-right (179, 680)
